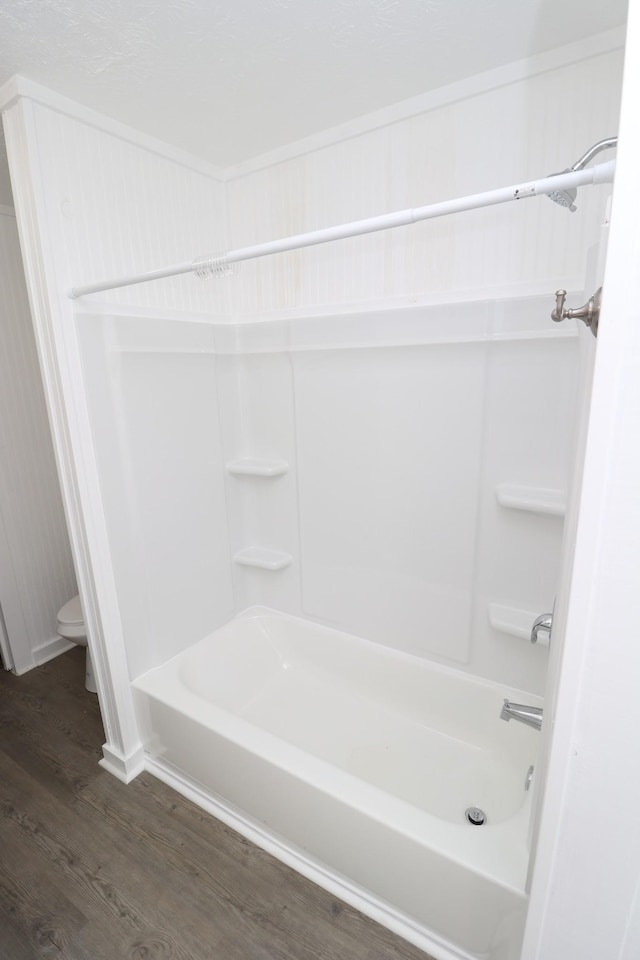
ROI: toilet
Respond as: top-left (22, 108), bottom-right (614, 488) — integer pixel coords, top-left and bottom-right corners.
top-left (56, 595), bottom-right (97, 693)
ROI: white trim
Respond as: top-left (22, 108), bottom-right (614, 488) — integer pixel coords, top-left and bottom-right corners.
top-left (0, 204), bottom-right (15, 217)
top-left (2, 97), bottom-right (143, 772)
top-left (0, 75), bottom-right (226, 183)
top-left (0, 605), bottom-right (13, 671)
top-left (144, 753), bottom-right (476, 960)
top-left (522, 3), bottom-right (640, 956)
top-left (99, 743), bottom-right (146, 783)
top-left (0, 507), bottom-right (32, 675)
top-left (29, 636), bottom-right (75, 670)
top-left (228, 27), bottom-right (626, 179)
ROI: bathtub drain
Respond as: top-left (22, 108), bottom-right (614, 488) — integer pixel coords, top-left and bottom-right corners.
top-left (465, 806), bottom-right (486, 826)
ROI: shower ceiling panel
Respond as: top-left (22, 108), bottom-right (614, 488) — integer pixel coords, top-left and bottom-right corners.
top-left (0, 0), bottom-right (628, 168)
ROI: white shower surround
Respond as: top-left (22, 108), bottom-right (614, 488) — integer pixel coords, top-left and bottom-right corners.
top-left (71, 291), bottom-right (577, 959)
top-left (76, 294), bottom-right (578, 695)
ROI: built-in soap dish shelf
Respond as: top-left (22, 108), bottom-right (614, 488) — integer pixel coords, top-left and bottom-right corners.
top-left (227, 458), bottom-right (289, 478)
top-left (233, 547), bottom-right (292, 571)
top-left (488, 603), bottom-right (550, 647)
top-left (496, 483), bottom-right (566, 517)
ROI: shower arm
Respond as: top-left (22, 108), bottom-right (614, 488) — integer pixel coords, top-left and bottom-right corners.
top-left (570, 137), bottom-right (618, 171)
top-left (68, 157), bottom-right (616, 300)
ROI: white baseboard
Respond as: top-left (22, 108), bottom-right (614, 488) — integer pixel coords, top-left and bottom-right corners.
top-left (18, 635), bottom-right (75, 673)
top-left (144, 753), bottom-right (475, 960)
top-left (100, 742), bottom-right (146, 783)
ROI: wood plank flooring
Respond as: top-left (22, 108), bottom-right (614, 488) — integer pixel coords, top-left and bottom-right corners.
top-left (0, 649), bottom-right (433, 960)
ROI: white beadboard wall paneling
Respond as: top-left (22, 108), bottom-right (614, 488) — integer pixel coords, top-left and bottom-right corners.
top-left (2, 98), bottom-right (166, 778)
top-left (0, 210), bottom-right (77, 673)
top-left (29, 101), bottom-right (230, 317)
top-left (0, 75), bottom-right (227, 182)
top-left (225, 45), bottom-right (623, 319)
top-left (228, 28), bottom-right (625, 180)
top-left (0, 80), bottom-right (240, 770)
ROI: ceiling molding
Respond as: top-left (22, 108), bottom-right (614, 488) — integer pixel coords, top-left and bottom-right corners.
top-left (227, 26), bottom-right (626, 181)
top-left (0, 25), bottom-right (625, 187)
top-left (0, 74), bottom-right (226, 183)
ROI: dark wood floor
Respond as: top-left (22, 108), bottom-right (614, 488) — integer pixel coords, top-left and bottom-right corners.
top-left (0, 648), bottom-right (432, 960)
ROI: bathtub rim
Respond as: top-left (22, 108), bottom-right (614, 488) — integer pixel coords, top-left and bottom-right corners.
top-left (178, 604), bottom-right (545, 706)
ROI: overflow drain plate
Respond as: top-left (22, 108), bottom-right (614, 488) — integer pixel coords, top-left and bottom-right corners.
top-left (465, 806), bottom-right (487, 826)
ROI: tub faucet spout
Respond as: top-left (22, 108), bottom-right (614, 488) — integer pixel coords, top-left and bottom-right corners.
top-left (500, 699), bottom-right (543, 731)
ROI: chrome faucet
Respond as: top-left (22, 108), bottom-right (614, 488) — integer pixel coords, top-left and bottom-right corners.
top-left (531, 613), bottom-right (552, 644)
top-left (500, 699), bottom-right (543, 731)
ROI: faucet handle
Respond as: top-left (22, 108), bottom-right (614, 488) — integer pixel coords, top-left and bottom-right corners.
top-left (550, 286), bottom-right (602, 337)
top-left (551, 289), bottom-right (567, 322)
top-left (531, 613), bottom-right (553, 645)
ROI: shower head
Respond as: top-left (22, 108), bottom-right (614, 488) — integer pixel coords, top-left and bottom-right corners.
top-left (547, 136), bottom-right (617, 212)
top-left (547, 173), bottom-right (577, 212)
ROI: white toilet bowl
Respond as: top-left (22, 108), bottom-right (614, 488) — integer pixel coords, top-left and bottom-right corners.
top-left (56, 595), bottom-right (97, 693)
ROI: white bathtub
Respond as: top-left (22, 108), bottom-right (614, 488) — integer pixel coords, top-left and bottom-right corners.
top-left (132, 608), bottom-right (541, 960)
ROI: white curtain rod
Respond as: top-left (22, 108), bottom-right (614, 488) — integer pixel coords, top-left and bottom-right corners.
top-left (68, 160), bottom-right (616, 300)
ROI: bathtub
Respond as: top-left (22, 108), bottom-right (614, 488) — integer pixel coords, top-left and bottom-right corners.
top-left (132, 608), bottom-right (541, 960)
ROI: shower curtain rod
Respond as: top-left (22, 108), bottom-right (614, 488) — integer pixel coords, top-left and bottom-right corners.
top-left (68, 160), bottom-right (616, 300)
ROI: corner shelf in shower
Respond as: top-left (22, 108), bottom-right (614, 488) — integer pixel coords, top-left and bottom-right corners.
top-left (495, 483), bottom-right (566, 517)
top-left (233, 547), bottom-right (293, 571)
top-left (488, 603), bottom-right (550, 647)
top-left (227, 459), bottom-right (289, 478)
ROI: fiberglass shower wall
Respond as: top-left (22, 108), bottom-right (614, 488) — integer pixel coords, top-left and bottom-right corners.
top-left (213, 37), bottom-right (623, 696)
top-left (211, 297), bottom-right (579, 696)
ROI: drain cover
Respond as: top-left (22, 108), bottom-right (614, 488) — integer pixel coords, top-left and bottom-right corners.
top-left (465, 806), bottom-right (486, 825)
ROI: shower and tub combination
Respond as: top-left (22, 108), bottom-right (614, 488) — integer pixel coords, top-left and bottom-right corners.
top-left (72, 142), bottom-right (615, 960)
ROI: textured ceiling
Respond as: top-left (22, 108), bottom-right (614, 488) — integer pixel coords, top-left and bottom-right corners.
top-left (0, 0), bottom-right (628, 172)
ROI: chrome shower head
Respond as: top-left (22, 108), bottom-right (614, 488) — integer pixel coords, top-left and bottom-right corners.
top-left (547, 137), bottom-right (617, 213)
top-left (547, 171), bottom-right (577, 212)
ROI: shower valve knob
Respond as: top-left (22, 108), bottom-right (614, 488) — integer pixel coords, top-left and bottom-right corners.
top-left (551, 287), bottom-right (602, 337)
top-left (551, 289), bottom-right (567, 322)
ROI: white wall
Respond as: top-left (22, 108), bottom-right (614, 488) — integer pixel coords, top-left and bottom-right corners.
top-left (0, 85), bottom-right (236, 726)
top-left (19, 99), bottom-right (237, 681)
top-left (0, 208), bottom-right (77, 672)
top-left (523, 2), bottom-right (640, 954)
top-left (0, 155), bottom-right (12, 206)
top-left (27, 99), bottom-right (230, 317)
top-left (226, 39), bottom-right (623, 316)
